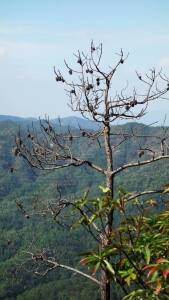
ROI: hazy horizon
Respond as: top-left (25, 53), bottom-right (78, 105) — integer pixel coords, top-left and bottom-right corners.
top-left (1, 110), bottom-right (169, 127)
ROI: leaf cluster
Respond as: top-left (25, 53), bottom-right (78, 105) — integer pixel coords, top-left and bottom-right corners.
top-left (72, 187), bottom-right (169, 299)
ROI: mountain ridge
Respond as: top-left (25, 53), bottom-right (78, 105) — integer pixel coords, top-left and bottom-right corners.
top-left (1, 113), bottom-right (167, 130)
top-left (0, 115), bottom-right (103, 130)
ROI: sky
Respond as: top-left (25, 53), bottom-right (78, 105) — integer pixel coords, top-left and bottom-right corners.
top-left (0, 0), bottom-right (169, 124)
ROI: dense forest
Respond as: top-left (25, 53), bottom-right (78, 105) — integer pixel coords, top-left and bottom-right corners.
top-left (0, 117), bottom-right (169, 299)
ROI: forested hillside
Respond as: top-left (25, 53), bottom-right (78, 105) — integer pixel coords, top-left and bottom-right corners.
top-left (0, 119), bottom-right (169, 299)
top-left (0, 115), bottom-right (103, 130)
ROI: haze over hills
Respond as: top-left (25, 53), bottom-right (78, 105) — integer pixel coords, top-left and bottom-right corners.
top-left (0, 115), bottom-right (37, 122)
top-left (0, 115), bottom-right (103, 130)
top-left (0, 111), bottom-right (169, 128)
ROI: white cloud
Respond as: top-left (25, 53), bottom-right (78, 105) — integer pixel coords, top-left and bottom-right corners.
top-left (0, 47), bottom-right (5, 57)
top-left (158, 57), bottom-right (169, 67)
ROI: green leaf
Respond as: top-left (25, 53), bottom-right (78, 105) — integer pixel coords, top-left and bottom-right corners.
top-left (122, 291), bottom-right (136, 300)
top-left (92, 261), bottom-right (100, 275)
top-left (103, 260), bottom-right (115, 275)
top-left (98, 197), bottom-right (103, 212)
top-left (162, 187), bottom-right (169, 194)
top-left (83, 189), bottom-right (90, 199)
top-left (70, 216), bottom-right (88, 231)
top-left (80, 256), bottom-right (97, 265)
top-left (71, 199), bottom-right (84, 212)
top-left (88, 214), bottom-right (98, 224)
top-left (102, 247), bottom-right (118, 257)
top-left (130, 272), bottom-right (136, 280)
top-left (118, 187), bottom-right (127, 195)
top-left (125, 275), bottom-right (131, 286)
top-left (123, 290), bottom-right (145, 300)
top-left (145, 246), bottom-right (151, 264)
top-left (99, 185), bottom-right (110, 193)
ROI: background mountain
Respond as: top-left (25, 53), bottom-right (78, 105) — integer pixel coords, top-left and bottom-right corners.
top-left (1, 111), bottom-right (169, 128)
top-left (51, 116), bottom-right (104, 130)
top-left (0, 115), bottom-right (103, 130)
top-left (0, 115), bottom-right (37, 122)
top-left (0, 118), bottom-right (168, 300)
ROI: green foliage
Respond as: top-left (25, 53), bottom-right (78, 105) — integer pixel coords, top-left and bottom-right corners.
top-left (1, 120), bottom-right (169, 299)
top-left (16, 278), bottom-right (101, 300)
top-left (73, 188), bottom-right (169, 299)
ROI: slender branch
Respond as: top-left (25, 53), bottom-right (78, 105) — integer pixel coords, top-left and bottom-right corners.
top-left (112, 155), bottom-right (169, 176)
top-left (44, 259), bottom-right (101, 285)
top-left (125, 189), bottom-right (164, 202)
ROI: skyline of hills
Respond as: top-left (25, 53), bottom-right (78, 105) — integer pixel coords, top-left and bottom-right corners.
top-left (1, 111), bottom-right (169, 129)
top-left (0, 115), bottom-right (103, 130)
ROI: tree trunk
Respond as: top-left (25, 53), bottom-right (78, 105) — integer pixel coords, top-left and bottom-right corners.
top-left (101, 268), bottom-right (110, 300)
top-left (102, 122), bottom-right (114, 300)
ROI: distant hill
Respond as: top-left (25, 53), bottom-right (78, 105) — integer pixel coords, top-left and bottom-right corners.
top-left (50, 116), bottom-right (103, 130)
top-left (0, 115), bottom-right (103, 130)
top-left (1, 110), bottom-right (169, 128)
top-left (0, 115), bottom-right (37, 122)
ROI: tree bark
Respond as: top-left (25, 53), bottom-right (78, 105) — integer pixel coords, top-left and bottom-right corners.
top-left (101, 122), bottom-right (114, 300)
top-left (101, 268), bottom-right (111, 300)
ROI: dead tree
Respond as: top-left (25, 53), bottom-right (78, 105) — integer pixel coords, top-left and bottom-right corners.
top-left (10, 41), bottom-right (169, 300)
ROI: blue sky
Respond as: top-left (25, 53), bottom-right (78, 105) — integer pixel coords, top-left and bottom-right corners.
top-left (0, 0), bottom-right (169, 124)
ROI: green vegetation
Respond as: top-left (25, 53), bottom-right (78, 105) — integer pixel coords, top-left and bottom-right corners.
top-left (73, 186), bottom-right (169, 299)
top-left (0, 120), bottom-right (169, 299)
